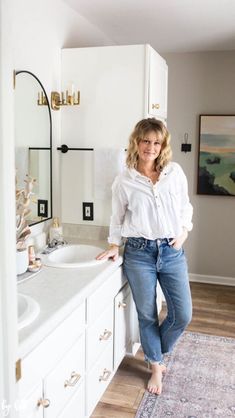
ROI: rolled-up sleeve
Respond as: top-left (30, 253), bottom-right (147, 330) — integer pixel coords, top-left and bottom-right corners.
top-left (108, 176), bottom-right (128, 246)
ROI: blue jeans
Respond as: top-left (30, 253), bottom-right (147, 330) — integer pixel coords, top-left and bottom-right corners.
top-left (123, 237), bottom-right (192, 364)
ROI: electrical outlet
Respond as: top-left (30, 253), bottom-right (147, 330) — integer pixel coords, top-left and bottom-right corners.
top-left (82, 202), bottom-right (94, 221)
top-left (38, 199), bottom-right (48, 217)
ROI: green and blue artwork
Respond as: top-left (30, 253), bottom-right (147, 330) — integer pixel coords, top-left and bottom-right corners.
top-left (198, 115), bottom-right (235, 196)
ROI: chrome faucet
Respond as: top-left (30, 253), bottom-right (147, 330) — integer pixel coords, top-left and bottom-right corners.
top-left (42, 238), bottom-right (68, 254)
top-left (48, 238), bottom-right (67, 248)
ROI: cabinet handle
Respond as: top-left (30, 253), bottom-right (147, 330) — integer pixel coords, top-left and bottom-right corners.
top-left (99, 368), bottom-right (111, 382)
top-left (152, 103), bottom-right (160, 109)
top-left (118, 301), bottom-right (127, 309)
top-left (64, 371), bottom-right (81, 388)
top-left (37, 398), bottom-right (50, 408)
top-left (99, 329), bottom-right (112, 341)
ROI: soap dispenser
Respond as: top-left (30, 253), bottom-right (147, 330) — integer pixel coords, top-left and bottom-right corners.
top-left (49, 217), bottom-right (63, 242)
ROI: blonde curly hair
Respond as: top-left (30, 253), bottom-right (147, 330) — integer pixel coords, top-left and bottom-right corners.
top-left (126, 118), bottom-right (172, 171)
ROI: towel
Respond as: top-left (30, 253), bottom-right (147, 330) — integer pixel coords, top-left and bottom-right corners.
top-left (94, 148), bottom-right (126, 199)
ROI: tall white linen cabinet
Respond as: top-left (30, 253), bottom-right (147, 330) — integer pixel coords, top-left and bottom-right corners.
top-left (61, 44), bottom-right (168, 149)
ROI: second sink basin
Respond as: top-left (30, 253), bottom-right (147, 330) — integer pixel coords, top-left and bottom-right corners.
top-left (18, 293), bottom-right (40, 330)
top-left (43, 244), bottom-right (107, 268)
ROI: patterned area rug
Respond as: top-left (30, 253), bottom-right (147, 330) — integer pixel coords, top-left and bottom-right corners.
top-left (135, 332), bottom-right (235, 418)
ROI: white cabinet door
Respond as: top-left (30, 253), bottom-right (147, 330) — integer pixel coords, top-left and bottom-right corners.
top-left (148, 48), bottom-right (168, 119)
top-left (61, 45), bottom-right (146, 150)
top-left (114, 284), bottom-right (131, 370)
top-left (86, 303), bottom-right (113, 370)
top-left (18, 383), bottom-right (43, 418)
top-left (86, 343), bottom-right (113, 417)
top-left (44, 333), bottom-right (85, 418)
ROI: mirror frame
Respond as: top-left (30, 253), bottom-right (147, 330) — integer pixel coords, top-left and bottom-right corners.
top-left (15, 70), bottom-right (53, 226)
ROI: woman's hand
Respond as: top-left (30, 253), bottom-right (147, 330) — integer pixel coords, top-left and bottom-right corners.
top-left (96, 244), bottom-right (119, 261)
top-left (169, 228), bottom-right (188, 250)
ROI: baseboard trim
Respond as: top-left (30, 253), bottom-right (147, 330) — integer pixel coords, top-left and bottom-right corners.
top-left (189, 273), bottom-right (235, 287)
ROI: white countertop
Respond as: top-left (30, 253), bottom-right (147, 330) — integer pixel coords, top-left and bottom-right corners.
top-left (17, 239), bottom-right (123, 358)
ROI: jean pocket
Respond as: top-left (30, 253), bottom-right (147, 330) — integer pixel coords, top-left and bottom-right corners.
top-left (169, 244), bottom-right (182, 253)
top-left (126, 237), bottom-right (147, 250)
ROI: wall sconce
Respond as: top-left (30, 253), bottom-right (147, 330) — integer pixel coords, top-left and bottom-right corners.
top-left (51, 86), bottom-right (80, 111)
top-left (181, 133), bottom-right (192, 153)
top-left (37, 92), bottom-right (48, 106)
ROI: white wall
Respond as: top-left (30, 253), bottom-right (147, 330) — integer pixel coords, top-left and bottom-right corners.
top-left (0, 0), bottom-right (18, 415)
top-left (163, 51), bottom-right (235, 280)
top-left (12, 0), bottom-right (113, 237)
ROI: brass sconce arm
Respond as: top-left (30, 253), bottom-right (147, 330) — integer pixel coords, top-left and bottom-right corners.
top-left (37, 92), bottom-right (48, 106)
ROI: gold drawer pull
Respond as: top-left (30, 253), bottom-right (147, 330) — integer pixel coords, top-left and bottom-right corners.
top-left (64, 371), bottom-right (81, 388)
top-left (37, 398), bottom-right (50, 408)
top-left (99, 368), bottom-right (111, 382)
top-left (99, 329), bottom-right (112, 341)
top-left (152, 103), bottom-right (160, 109)
top-left (118, 301), bottom-right (127, 308)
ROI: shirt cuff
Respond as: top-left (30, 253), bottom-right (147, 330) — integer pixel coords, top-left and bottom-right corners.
top-left (108, 236), bottom-right (124, 247)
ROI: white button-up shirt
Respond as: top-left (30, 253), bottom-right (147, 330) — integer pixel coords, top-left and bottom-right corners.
top-left (108, 162), bottom-right (193, 246)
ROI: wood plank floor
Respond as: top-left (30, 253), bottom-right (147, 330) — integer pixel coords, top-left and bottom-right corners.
top-left (91, 282), bottom-right (235, 417)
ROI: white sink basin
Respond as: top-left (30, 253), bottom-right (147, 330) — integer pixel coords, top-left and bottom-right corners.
top-left (18, 293), bottom-right (40, 330)
top-left (43, 244), bottom-right (107, 268)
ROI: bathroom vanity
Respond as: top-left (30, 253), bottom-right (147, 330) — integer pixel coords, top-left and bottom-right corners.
top-left (17, 239), bottom-right (146, 418)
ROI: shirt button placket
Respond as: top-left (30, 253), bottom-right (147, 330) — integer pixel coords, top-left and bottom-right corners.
top-left (154, 187), bottom-right (160, 208)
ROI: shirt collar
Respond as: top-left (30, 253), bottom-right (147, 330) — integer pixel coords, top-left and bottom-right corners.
top-left (127, 164), bottom-right (171, 180)
top-left (128, 168), bottom-right (142, 180)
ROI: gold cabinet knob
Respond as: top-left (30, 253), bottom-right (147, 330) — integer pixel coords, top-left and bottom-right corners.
top-left (99, 368), bottom-right (111, 382)
top-left (152, 103), bottom-right (160, 109)
top-left (64, 371), bottom-right (81, 388)
top-left (37, 398), bottom-right (50, 408)
top-left (99, 329), bottom-right (112, 341)
top-left (118, 301), bottom-right (127, 309)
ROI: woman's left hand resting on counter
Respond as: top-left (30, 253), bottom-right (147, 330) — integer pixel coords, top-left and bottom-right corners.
top-left (96, 244), bottom-right (119, 261)
top-left (168, 228), bottom-right (188, 251)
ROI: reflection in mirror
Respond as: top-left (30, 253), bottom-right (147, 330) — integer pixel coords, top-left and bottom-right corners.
top-left (15, 71), bottom-right (52, 225)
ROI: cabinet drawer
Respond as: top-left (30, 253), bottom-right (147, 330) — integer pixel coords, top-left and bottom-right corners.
top-left (18, 383), bottom-right (43, 418)
top-left (87, 303), bottom-right (113, 369)
top-left (57, 381), bottom-right (85, 418)
top-left (86, 343), bottom-right (113, 417)
top-left (44, 333), bottom-right (85, 418)
top-left (19, 301), bottom-right (86, 398)
top-left (87, 268), bottom-right (125, 324)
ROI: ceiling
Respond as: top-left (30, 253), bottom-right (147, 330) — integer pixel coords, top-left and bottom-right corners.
top-left (63, 0), bottom-right (235, 53)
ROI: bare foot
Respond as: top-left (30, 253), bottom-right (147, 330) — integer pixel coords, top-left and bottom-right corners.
top-left (147, 363), bottom-right (166, 395)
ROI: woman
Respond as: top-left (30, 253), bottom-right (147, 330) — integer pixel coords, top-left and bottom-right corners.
top-left (96, 118), bottom-right (193, 395)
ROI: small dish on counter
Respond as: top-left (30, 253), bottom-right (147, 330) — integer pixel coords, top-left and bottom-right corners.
top-left (27, 264), bottom-right (41, 273)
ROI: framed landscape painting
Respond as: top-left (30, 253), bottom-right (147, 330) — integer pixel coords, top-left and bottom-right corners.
top-left (197, 115), bottom-right (235, 196)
